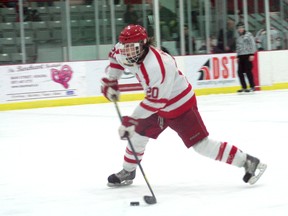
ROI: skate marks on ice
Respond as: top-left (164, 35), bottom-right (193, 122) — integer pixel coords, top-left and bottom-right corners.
top-left (0, 90), bottom-right (288, 216)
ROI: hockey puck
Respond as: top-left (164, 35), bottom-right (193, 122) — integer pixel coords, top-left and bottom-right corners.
top-left (130, 201), bottom-right (140, 206)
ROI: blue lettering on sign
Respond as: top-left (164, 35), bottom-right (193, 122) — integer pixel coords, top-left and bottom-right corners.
top-left (66, 90), bottom-right (74, 95)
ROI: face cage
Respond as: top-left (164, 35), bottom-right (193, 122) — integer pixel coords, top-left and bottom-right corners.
top-left (119, 42), bottom-right (144, 65)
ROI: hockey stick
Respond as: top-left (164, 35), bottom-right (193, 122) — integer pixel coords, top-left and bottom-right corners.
top-left (113, 100), bottom-right (157, 205)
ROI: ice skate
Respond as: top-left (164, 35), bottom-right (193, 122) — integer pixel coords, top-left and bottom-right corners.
top-left (244, 88), bottom-right (255, 93)
top-left (107, 169), bottom-right (136, 187)
top-left (237, 89), bottom-right (246, 93)
top-left (243, 154), bottom-right (267, 185)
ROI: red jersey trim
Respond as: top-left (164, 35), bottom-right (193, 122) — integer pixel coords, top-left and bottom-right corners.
top-left (139, 84), bottom-right (194, 118)
top-left (165, 84), bottom-right (192, 107)
top-left (110, 62), bottom-right (124, 70)
top-left (140, 63), bottom-right (150, 86)
top-left (145, 97), bottom-right (169, 104)
top-left (158, 94), bottom-right (196, 119)
top-left (150, 47), bottom-right (166, 84)
top-left (140, 101), bottom-right (159, 112)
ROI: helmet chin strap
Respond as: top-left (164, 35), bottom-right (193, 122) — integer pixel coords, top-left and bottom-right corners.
top-left (136, 45), bottom-right (149, 64)
top-left (119, 41), bottom-right (147, 65)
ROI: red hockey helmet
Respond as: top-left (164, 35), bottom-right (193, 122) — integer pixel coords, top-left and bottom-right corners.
top-left (119, 25), bottom-right (148, 44)
top-left (118, 25), bottom-right (148, 64)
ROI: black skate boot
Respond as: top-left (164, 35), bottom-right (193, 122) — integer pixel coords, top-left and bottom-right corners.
top-left (244, 88), bottom-right (256, 93)
top-left (237, 89), bottom-right (246, 93)
top-left (243, 154), bottom-right (267, 185)
top-left (107, 169), bottom-right (136, 187)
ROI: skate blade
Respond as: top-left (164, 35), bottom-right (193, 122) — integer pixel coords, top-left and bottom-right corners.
top-left (107, 180), bottom-right (133, 187)
top-left (248, 163), bottom-right (267, 185)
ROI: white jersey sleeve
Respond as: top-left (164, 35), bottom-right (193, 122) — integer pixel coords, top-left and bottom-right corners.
top-left (106, 43), bottom-right (125, 80)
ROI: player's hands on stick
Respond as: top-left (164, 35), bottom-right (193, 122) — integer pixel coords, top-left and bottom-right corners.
top-left (101, 78), bottom-right (120, 101)
top-left (119, 116), bottom-right (138, 139)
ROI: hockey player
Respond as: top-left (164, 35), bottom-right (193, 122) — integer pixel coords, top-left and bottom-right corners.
top-left (101, 24), bottom-right (267, 187)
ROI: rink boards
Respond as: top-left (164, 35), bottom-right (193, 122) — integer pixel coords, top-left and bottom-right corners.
top-left (0, 50), bottom-right (287, 111)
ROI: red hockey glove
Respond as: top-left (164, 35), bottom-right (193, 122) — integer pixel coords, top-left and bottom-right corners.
top-left (101, 78), bottom-right (120, 101)
top-left (118, 116), bottom-right (138, 140)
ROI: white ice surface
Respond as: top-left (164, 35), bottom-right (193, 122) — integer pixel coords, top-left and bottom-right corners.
top-left (1, 90), bottom-right (288, 216)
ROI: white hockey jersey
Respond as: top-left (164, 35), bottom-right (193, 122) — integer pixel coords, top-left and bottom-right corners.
top-left (107, 43), bottom-right (196, 120)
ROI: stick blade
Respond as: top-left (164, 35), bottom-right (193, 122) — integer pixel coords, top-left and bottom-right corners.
top-left (143, 195), bottom-right (157, 205)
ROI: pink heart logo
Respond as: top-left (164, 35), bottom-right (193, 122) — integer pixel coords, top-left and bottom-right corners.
top-left (51, 65), bottom-right (73, 89)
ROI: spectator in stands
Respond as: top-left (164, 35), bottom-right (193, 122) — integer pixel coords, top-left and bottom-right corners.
top-left (84, 0), bottom-right (93, 5)
top-left (217, 18), bottom-right (236, 53)
top-left (191, 0), bottom-right (199, 30)
top-left (15, 1), bottom-right (41, 22)
top-left (37, 0), bottom-right (54, 7)
top-left (177, 24), bottom-right (196, 55)
top-left (198, 35), bottom-right (223, 54)
top-left (191, 10), bottom-right (199, 30)
top-left (255, 20), bottom-right (282, 50)
top-left (0, 1), bottom-right (16, 8)
top-left (159, 3), bottom-right (177, 41)
top-left (0, 2), bottom-right (7, 8)
top-left (123, 4), bottom-right (140, 25)
top-left (144, 1), bottom-right (154, 38)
